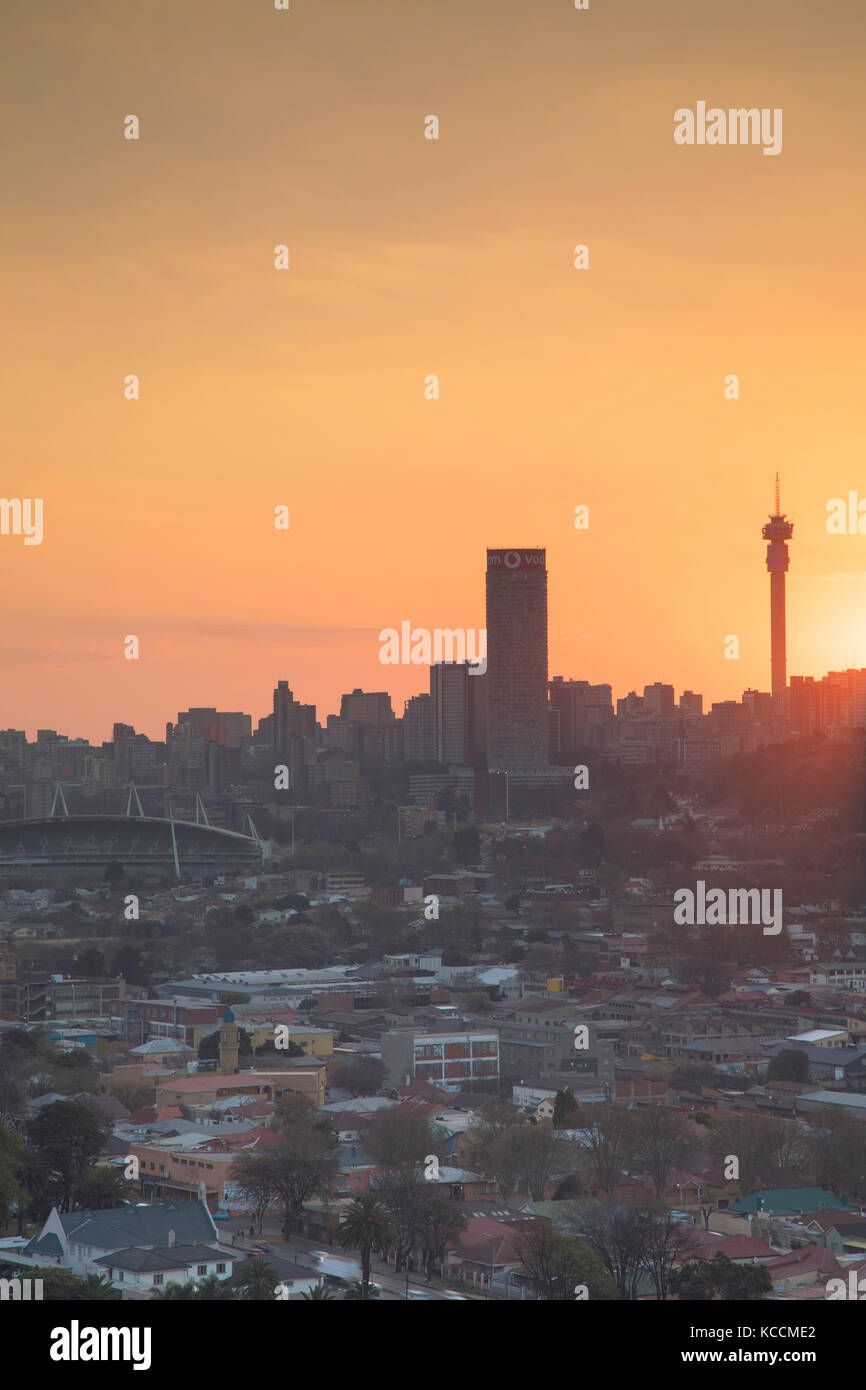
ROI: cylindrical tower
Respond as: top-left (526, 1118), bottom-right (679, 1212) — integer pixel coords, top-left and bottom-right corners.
top-left (762, 475), bottom-right (794, 700)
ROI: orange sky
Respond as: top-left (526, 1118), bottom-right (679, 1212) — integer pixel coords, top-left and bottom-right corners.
top-left (2, 0), bottom-right (865, 741)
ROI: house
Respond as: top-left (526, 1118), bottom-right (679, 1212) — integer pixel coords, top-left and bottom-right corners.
top-left (11, 1201), bottom-right (232, 1294)
top-left (445, 1215), bottom-right (524, 1291)
top-left (727, 1188), bottom-right (859, 1218)
top-left (93, 1242), bottom-right (233, 1294)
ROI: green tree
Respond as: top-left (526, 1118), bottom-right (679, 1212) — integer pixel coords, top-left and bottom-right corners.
top-left (109, 945), bottom-right (150, 987)
top-left (552, 1090), bottom-right (581, 1130)
top-left (337, 1194), bottom-right (398, 1299)
top-left (766, 1049), bottom-right (809, 1083)
top-left (514, 1224), bottom-right (617, 1301)
top-left (671, 1252), bottom-right (772, 1301)
top-left (231, 1256), bottom-right (280, 1301)
top-left (72, 947), bottom-right (106, 977)
top-left (73, 1165), bottom-right (127, 1210)
top-left (416, 1191), bottom-right (466, 1281)
top-left (34, 1268), bottom-right (122, 1300)
top-left (153, 1275), bottom-right (235, 1301)
top-left (27, 1101), bottom-right (109, 1212)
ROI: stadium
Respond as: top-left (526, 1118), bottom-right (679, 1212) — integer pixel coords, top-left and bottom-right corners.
top-left (0, 793), bottom-right (265, 882)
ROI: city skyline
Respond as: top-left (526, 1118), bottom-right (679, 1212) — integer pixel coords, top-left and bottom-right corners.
top-left (3, 2), bottom-right (866, 742)
top-left (6, 530), bottom-right (866, 756)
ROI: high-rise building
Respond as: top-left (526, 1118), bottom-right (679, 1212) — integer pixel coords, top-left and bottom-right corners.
top-left (679, 690), bottom-right (703, 716)
top-left (486, 548), bottom-right (549, 770)
top-left (763, 475), bottom-right (794, 701)
top-left (549, 677), bottom-right (614, 752)
top-left (339, 689), bottom-right (394, 727)
top-left (643, 682), bottom-right (675, 716)
top-left (430, 661), bottom-right (483, 765)
top-left (273, 682), bottom-right (316, 751)
top-left (403, 693), bottom-right (435, 762)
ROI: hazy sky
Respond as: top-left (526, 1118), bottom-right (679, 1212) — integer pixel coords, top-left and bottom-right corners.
top-left (2, 0), bottom-right (865, 740)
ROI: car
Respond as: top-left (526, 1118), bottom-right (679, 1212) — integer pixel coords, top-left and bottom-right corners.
top-left (245, 1247), bottom-right (270, 1257)
top-left (438, 1291), bottom-right (467, 1300)
top-left (403, 1288), bottom-right (432, 1300)
top-left (212, 1210), bottom-right (231, 1221)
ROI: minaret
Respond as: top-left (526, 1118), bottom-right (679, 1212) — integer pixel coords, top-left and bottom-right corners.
top-left (218, 1007), bottom-right (240, 1075)
top-left (762, 475), bottom-right (794, 701)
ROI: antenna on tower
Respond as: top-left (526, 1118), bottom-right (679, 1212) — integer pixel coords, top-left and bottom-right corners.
top-left (774, 473), bottom-right (781, 515)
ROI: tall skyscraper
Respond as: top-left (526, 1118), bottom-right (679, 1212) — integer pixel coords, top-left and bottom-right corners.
top-left (485, 548), bottom-right (549, 770)
top-left (273, 681), bottom-right (316, 750)
top-left (430, 661), bottom-right (485, 765)
top-left (762, 475), bottom-right (794, 700)
top-left (403, 693), bottom-right (436, 762)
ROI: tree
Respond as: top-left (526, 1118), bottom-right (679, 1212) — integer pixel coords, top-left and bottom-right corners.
top-left (331, 1057), bottom-right (386, 1097)
top-left (632, 1108), bottom-right (691, 1204)
top-left (562, 1203), bottom-right (653, 1301)
top-left (521, 1125), bottom-right (567, 1201)
top-left (766, 1049), bottom-right (809, 1083)
top-left (453, 827), bottom-right (481, 865)
top-left (514, 1222), bottom-right (617, 1301)
top-left (367, 1107), bottom-right (445, 1271)
top-left (0, 1123), bottom-right (26, 1231)
top-left (231, 1257), bottom-right (280, 1301)
top-left (671, 1252), bottom-right (772, 1301)
top-left (465, 1103), bottom-right (526, 1201)
top-left (302, 1284), bottom-right (335, 1300)
top-left (27, 1101), bottom-right (109, 1212)
top-left (198, 1028), bottom-right (254, 1064)
top-left (709, 1113), bottom-right (807, 1194)
top-left (580, 1110), bottom-right (638, 1199)
top-left (552, 1090), bottom-right (581, 1131)
top-left (337, 1194), bottom-right (397, 1299)
top-left (72, 947), bottom-right (105, 977)
top-left (111, 1082), bottom-right (152, 1115)
top-left (806, 1110), bottom-right (866, 1199)
top-left (154, 1275), bottom-right (235, 1301)
top-left (73, 1166), bottom-right (127, 1210)
top-left (637, 1208), bottom-right (699, 1300)
top-left (227, 1151), bottom-right (277, 1235)
top-left (343, 1279), bottom-right (381, 1300)
top-left (30, 1267), bottom-right (122, 1300)
top-left (238, 1122), bottom-right (339, 1237)
top-left (109, 945), bottom-right (150, 987)
top-left (461, 991), bottom-right (493, 1014)
top-left (415, 1191), bottom-right (466, 1282)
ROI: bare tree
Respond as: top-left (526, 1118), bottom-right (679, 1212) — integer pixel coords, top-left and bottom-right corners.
top-left (521, 1126), bottom-right (569, 1202)
top-left (637, 1208), bottom-right (699, 1301)
top-left (562, 1202), bottom-right (652, 1301)
top-left (580, 1109), bottom-right (639, 1199)
top-left (632, 1108), bottom-right (692, 1204)
top-left (514, 1221), bottom-right (616, 1301)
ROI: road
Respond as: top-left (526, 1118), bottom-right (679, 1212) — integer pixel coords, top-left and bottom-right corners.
top-left (214, 1212), bottom-right (474, 1300)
